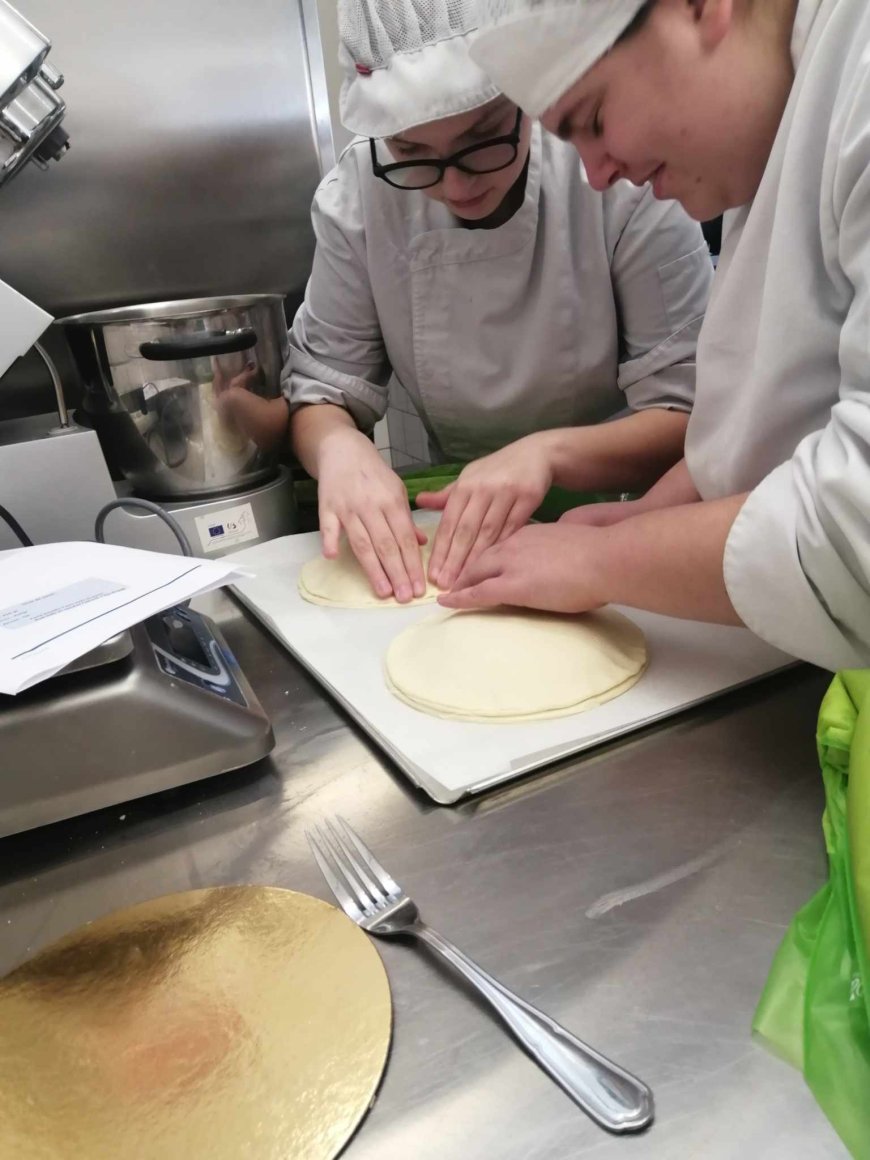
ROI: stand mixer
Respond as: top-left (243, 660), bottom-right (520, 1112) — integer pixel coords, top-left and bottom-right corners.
top-left (56, 293), bottom-right (297, 558)
top-left (0, 0), bottom-right (275, 839)
top-left (0, 0), bottom-right (298, 560)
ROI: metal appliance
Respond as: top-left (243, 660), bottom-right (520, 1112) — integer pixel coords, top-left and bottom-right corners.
top-left (0, 0), bottom-right (67, 186)
top-left (0, 0), bottom-right (334, 555)
top-left (56, 294), bottom-right (296, 556)
top-left (0, 604), bottom-right (273, 839)
top-left (0, 0), bottom-right (121, 553)
top-left (0, 0), bottom-right (66, 378)
top-left (0, 0), bottom-right (333, 312)
top-left (61, 295), bottom-right (291, 501)
top-left (0, 0), bottom-right (277, 837)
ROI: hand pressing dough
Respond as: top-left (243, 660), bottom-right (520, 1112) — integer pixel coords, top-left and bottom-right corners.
top-left (385, 607), bottom-right (647, 721)
top-left (299, 532), bottom-right (439, 608)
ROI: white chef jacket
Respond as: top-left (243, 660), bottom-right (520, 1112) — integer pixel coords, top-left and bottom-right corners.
top-left (686, 0), bottom-right (870, 671)
top-left (286, 123), bottom-right (712, 464)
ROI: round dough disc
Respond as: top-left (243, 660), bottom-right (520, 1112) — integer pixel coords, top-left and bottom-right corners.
top-left (300, 530), bottom-right (439, 608)
top-left (385, 607), bottom-right (648, 721)
top-left (0, 887), bottom-right (392, 1160)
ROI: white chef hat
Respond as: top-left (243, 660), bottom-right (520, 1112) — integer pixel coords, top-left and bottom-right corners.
top-left (470, 0), bottom-right (648, 118)
top-left (338, 0), bottom-right (501, 138)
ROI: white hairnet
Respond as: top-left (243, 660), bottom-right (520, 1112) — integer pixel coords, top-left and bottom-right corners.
top-left (470, 0), bottom-right (647, 118)
top-left (339, 0), bottom-right (501, 138)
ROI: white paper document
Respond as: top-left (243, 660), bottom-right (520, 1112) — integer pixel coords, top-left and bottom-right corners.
top-left (0, 542), bottom-right (252, 694)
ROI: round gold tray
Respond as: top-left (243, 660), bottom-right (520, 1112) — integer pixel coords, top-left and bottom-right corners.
top-left (0, 886), bottom-right (392, 1159)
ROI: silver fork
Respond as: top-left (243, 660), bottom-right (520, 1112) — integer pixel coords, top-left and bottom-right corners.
top-left (307, 817), bottom-right (654, 1135)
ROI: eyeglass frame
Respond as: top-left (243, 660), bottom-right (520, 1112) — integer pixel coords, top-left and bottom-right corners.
top-left (369, 107), bottom-right (524, 191)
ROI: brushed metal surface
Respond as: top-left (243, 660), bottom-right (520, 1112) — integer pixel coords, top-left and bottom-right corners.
top-left (60, 294), bottom-right (290, 498)
top-left (0, 591), bottom-right (848, 1158)
top-left (0, 608), bottom-right (274, 837)
top-left (310, 818), bottom-right (653, 1134)
top-left (0, 0), bottom-right (331, 314)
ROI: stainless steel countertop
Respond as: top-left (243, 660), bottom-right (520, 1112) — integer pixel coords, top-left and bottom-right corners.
top-left (0, 593), bottom-right (847, 1158)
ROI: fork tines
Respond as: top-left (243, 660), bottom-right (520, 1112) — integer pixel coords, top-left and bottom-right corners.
top-left (307, 817), bottom-right (401, 920)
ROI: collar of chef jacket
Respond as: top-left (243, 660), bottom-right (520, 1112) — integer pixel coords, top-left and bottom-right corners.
top-left (405, 120), bottom-right (545, 272)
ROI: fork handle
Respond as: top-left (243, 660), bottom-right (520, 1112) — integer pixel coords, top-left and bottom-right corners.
top-left (412, 922), bottom-right (653, 1134)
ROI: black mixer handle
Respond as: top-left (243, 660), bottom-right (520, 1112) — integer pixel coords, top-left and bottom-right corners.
top-left (139, 328), bottom-right (257, 361)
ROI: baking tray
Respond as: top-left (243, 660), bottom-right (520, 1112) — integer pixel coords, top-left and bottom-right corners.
top-left (227, 519), bottom-right (795, 804)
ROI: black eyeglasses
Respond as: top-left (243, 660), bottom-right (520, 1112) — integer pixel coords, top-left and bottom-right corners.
top-left (370, 107), bottom-right (524, 191)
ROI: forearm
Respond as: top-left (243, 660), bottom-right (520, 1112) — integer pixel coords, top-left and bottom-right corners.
top-left (543, 409), bottom-right (689, 492)
top-left (290, 403), bottom-right (359, 478)
top-left (595, 494), bottom-right (748, 623)
top-left (634, 457), bottom-right (701, 511)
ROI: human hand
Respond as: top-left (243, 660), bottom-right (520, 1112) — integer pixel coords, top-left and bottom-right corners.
top-left (416, 436), bottom-right (553, 588)
top-left (317, 426), bottom-right (427, 602)
top-left (438, 523), bottom-right (605, 614)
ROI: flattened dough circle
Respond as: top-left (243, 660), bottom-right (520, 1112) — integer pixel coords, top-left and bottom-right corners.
top-left (385, 607), bottom-right (648, 722)
top-left (299, 532), bottom-right (439, 608)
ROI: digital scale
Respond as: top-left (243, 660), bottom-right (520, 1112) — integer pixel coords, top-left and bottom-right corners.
top-left (0, 604), bottom-right (274, 838)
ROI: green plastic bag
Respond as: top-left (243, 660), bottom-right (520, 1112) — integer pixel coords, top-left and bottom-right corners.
top-left (754, 670), bottom-right (870, 1158)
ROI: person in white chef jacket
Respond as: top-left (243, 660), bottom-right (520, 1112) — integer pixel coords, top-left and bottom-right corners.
top-left (285, 0), bottom-right (713, 604)
top-left (440, 0), bottom-right (870, 672)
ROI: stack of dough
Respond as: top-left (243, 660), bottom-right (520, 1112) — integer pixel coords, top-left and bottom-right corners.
top-left (298, 534), bottom-right (440, 608)
top-left (385, 607), bottom-right (648, 722)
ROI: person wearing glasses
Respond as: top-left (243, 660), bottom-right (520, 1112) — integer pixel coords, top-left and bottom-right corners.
top-left (285, 0), bottom-right (713, 603)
